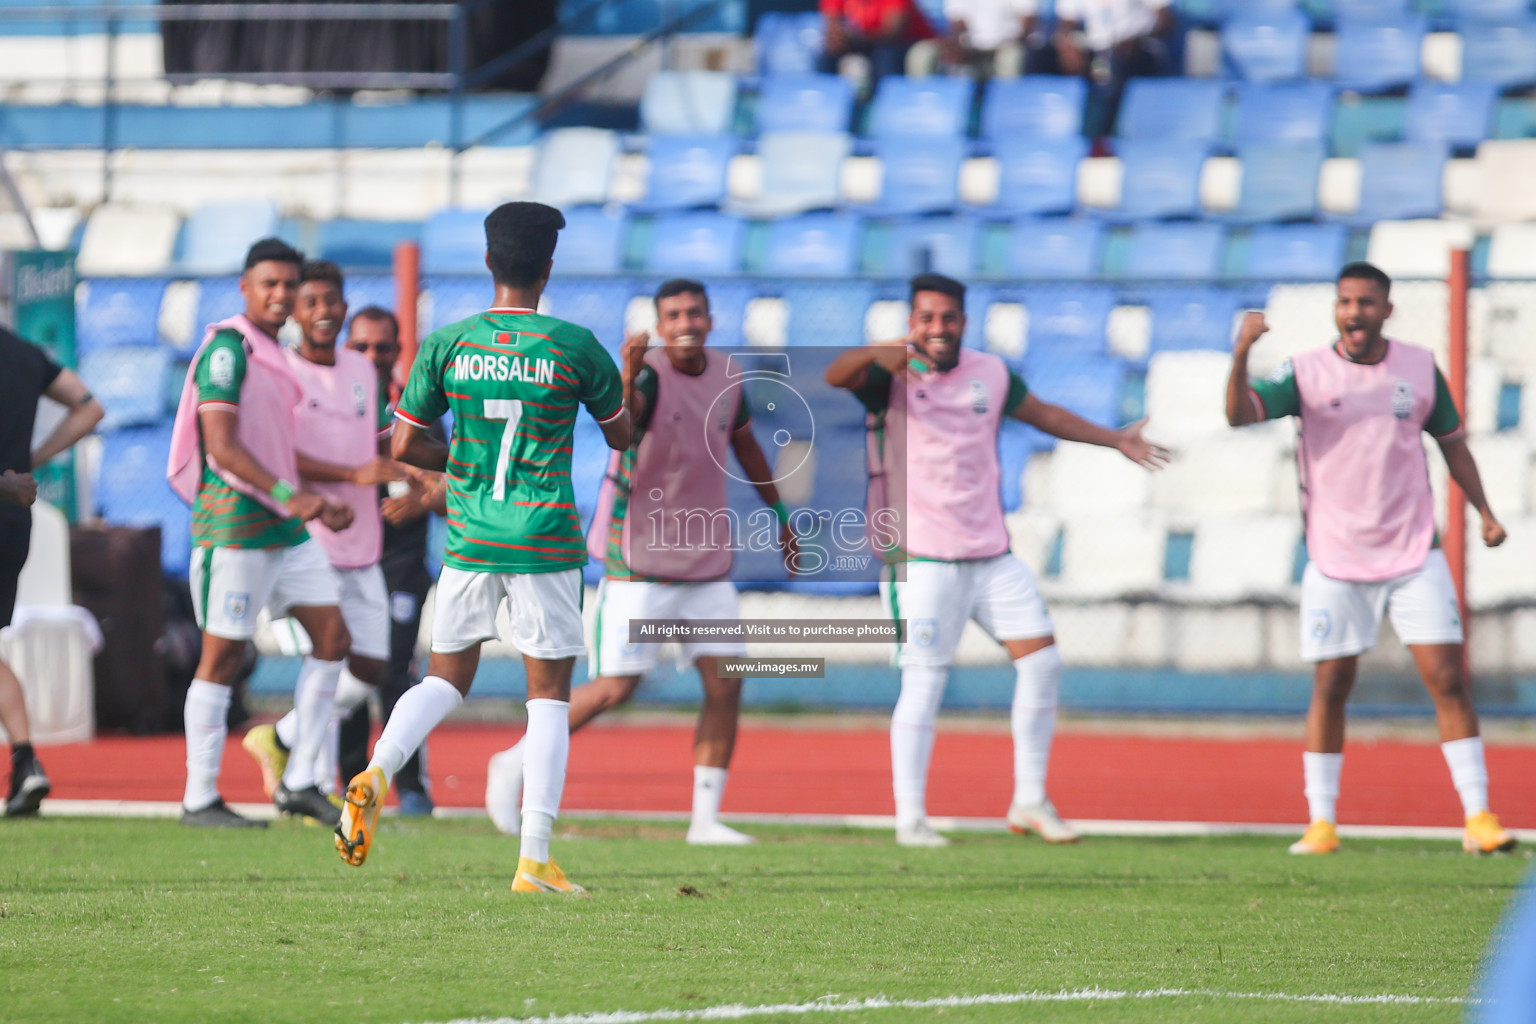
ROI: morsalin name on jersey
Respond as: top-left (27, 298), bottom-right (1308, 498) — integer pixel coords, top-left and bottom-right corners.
top-left (451, 352), bottom-right (556, 385)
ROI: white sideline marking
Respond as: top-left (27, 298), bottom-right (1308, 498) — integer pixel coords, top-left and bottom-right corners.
top-left (38, 800), bottom-right (1533, 843)
top-left (426, 987), bottom-right (1472, 1024)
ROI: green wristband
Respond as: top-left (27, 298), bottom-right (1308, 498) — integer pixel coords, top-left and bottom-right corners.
top-left (772, 500), bottom-right (789, 526)
top-left (270, 479), bottom-right (296, 504)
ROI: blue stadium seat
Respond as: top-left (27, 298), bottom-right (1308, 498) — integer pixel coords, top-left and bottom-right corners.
top-left (81, 346), bottom-right (171, 432)
top-left (755, 74), bottom-right (855, 134)
top-left (1018, 354), bottom-right (1127, 448)
top-left (732, 130), bottom-right (850, 216)
top-left (531, 128), bottom-right (619, 208)
top-left (540, 279), bottom-right (642, 352)
top-left (1020, 287), bottom-right (1115, 359)
top-left (1230, 81), bottom-right (1334, 143)
top-left (763, 213), bottom-right (863, 276)
top-left (1221, 9), bottom-right (1310, 82)
top-left (190, 276), bottom-right (245, 352)
top-left (1460, 20), bottom-right (1536, 91)
top-left (698, 280), bottom-right (756, 348)
top-left (639, 71), bottom-right (739, 135)
top-left (1123, 222), bottom-right (1227, 280)
top-left (980, 76), bottom-right (1088, 140)
top-left (756, 12), bottom-right (824, 75)
top-left (962, 283), bottom-right (995, 352)
top-left (555, 207), bottom-right (628, 275)
top-left (1117, 79), bottom-right (1226, 141)
top-left (867, 137), bottom-right (965, 215)
top-left (1242, 222), bottom-right (1350, 279)
top-left (425, 276), bottom-right (493, 332)
top-left (96, 425), bottom-right (192, 577)
top-left (784, 282), bottom-right (877, 347)
top-left (341, 275), bottom-right (396, 319)
top-left (1404, 81), bottom-right (1497, 150)
top-left (1112, 141), bottom-right (1209, 220)
top-left (1331, 15), bottom-right (1426, 92)
top-left (316, 220), bottom-right (419, 269)
top-left (1149, 289), bottom-right (1242, 353)
top-left (77, 278), bottom-right (166, 354)
top-left (644, 212), bottom-right (746, 275)
top-left (1331, 0), bottom-right (1411, 17)
top-left (1449, 0), bottom-right (1531, 21)
top-left (179, 200), bottom-right (281, 275)
top-left (1350, 141), bottom-right (1447, 223)
top-left (1007, 218), bottom-right (1105, 279)
top-left (635, 135), bottom-right (736, 211)
top-left (866, 76), bottom-right (974, 140)
top-left (886, 216), bottom-right (980, 278)
top-left (420, 208), bottom-right (491, 274)
top-left (1228, 141), bottom-right (1325, 222)
top-left (989, 136), bottom-right (1087, 217)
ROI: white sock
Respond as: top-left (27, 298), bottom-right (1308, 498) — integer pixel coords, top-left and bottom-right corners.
top-left (1010, 645), bottom-right (1061, 808)
top-left (335, 667), bottom-right (375, 715)
top-left (369, 675), bottom-right (462, 784)
top-left (274, 709), bottom-right (297, 750)
top-left (314, 668), bottom-right (374, 794)
top-left (281, 656), bottom-right (343, 791)
top-left (1442, 736), bottom-right (1490, 817)
top-left (183, 679), bottom-right (231, 811)
top-left (1303, 751), bottom-right (1343, 824)
top-left (891, 666), bottom-right (947, 830)
top-left (692, 765), bottom-right (728, 830)
top-left (519, 698), bottom-right (570, 864)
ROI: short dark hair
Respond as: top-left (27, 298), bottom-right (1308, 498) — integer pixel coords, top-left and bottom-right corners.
top-left (1338, 261), bottom-right (1392, 297)
top-left (485, 202), bottom-right (565, 288)
top-left (910, 272), bottom-right (965, 307)
top-left (350, 306), bottom-right (399, 339)
top-left (244, 237), bottom-right (304, 271)
top-left (299, 259), bottom-right (344, 291)
top-left (654, 278), bottom-right (709, 312)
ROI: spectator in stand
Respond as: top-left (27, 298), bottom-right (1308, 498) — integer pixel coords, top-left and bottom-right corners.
top-left (1053, 0), bottom-right (1174, 135)
top-left (931, 0), bottom-right (1041, 78)
top-left (819, 0), bottom-right (934, 82)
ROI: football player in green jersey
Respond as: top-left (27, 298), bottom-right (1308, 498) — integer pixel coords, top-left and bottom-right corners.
top-left (335, 202), bottom-right (631, 893)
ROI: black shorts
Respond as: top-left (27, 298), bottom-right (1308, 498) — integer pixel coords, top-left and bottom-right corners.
top-left (0, 511), bottom-right (30, 629)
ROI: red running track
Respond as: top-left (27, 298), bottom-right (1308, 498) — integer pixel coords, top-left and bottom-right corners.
top-left (33, 720), bottom-right (1536, 828)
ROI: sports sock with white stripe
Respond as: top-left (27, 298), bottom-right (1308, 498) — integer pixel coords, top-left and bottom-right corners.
top-left (368, 675), bottom-right (462, 784)
top-left (691, 765), bottom-right (729, 831)
top-left (519, 698), bottom-right (571, 864)
top-left (183, 679), bottom-right (231, 811)
top-left (1441, 736), bottom-right (1489, 817)
top-left (280, 656), bottom-right (343, 791)
top-left (1010, 645), bottom-right (1062, 808)
top-left (1302, 751), bottom-right (1343, 824)
top-left (891, 666), bottom-right (948, 830)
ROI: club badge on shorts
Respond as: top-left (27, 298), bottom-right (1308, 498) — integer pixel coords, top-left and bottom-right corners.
top-left (1308, 610), bottom-right (1331, 640)
top-left (912, 618), bottom-right (938, 647)
top-left (225, 591), bottom-right (251, 622)
top-left (390, 591), bottom-right (419, 624)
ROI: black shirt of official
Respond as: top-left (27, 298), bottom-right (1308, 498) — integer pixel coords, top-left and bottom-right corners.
top-left (0, 326), bottom-right (62, 523)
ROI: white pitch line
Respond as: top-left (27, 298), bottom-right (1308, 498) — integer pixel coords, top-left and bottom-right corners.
top-left (424, 987), bottom-right (1473, 1024)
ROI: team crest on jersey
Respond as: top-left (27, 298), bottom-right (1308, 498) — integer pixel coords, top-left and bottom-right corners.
top-left (351, 380), bottom-right (367, 418)
top-left (209, 347), bottom-right (236, 388)
top-left (1308, 610), bottom-right (1331, 640)
top-left (912, 618), bottom-right (938, 647)
top-left (1391, 379), bottom-right (1414, 419)
top-left (225, 591), bottom-right (251, 622)
top-left (968, 379), bottom-right (988, 415)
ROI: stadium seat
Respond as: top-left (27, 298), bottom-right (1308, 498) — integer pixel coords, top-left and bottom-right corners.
top-left (730, 130), bottom-right (850, 217)
top-left (866, 137), bottom-right (965, 215)
top-left (1331, 15), bottom-right (1426, 92)
top-left (1058, 511), bottom-right (1165, 598)
top-left (553, 207), bottom-right (628, 274)
top-left (697, 280), bottom-right (756, 348)
top-left (762, 212), bottom-right (863, 277)
top-left (540, 279), bottom-right (641, 352)
top-left (81, 346), bottom-right (170, 432)
top-left (76, 204), bottom-right (181, 277)
top-left (1020, 288), bottom-right (1116, 361)
top-left (1331, 0), bottom-right (1411, 17)
top-left (755, 73), bottom-right (855, 134)
top-left (1006, 218), bottom-right (1104, 279)
top-left (341, 275), bottom-right (395, 317)
top-left (1112, 141), bottom-right (1209, 220)
top-left (756, 11), bottom-right (824, 75)
top-left (1474, 140), bottom-right (1536, 224)
top-left (424, 275), bottom-right (492, 332)
top-left (1116, 79), bottom-right (1226, 142)
top-left (95, 425), bottom-right (192, 577)
top-left (1149, 288), bottom-right (1242, 353)
top-left (1189, 516), bottom-right (1299, 600)
top-left (866, 76), bottom-right (974, 140)
top-left (988, 136), bottom-right (1088, 217)
top-left (1404, 81), bottom-right (1497, 151)
top-left (1230, 81), bottom-right (1334, 144)
top-left (1123, 222), bottom-right (1227, 280)
top-left (1487, 222), bottom-right (1536, 278)
top-left (76, 278), bottom-right (167, 354)
top-left (1449, 0), bottom-right (1532, 20)
top-left (1221, 9), bottom-right (1310, 82)
top-left (1459, 20), bottom-right (1536, 90)
top-left (190, 276), bottom-right (245, 348)
top-left (1039, 442), bottom-right (1153, 518)
top-left (886, 216), bottom-right (979, 278)
top-left (639, 71), bottom-right (738, 135)
top-left (1228, 141), bottom-right (1325, 222)
top-left (420, 208), bottom-right (492, 274)
top-left (980, 76), bottom-right (1088, 140)
top-left (1243, 223), bottom-right (1350, 279)
top-left (316, 219), bottom-right (419, 269)
top-left (530, 128), bottom-right (619, 208)
top-left (176, 200), bottom-right (282, 276)
top-left (1349, 141), bottom-right (1447, 224)
top-left (1365, 218), bottom-right (1474, 278)
top-left (784, 282), bottom-right (878, 347)
top-left (644, 212), bottom-right (745, 275)
top-left (1145, 349), bottom-right (1233, 443)
top-left (635, 135), bottom-right (736, 211)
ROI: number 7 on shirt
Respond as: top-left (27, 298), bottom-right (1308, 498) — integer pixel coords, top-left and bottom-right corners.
top-left (484, 398), bottom-right (523, 502)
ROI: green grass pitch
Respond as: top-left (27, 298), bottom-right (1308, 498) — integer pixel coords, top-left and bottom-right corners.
top-left (1, 816), bottom-right (1528, 1024)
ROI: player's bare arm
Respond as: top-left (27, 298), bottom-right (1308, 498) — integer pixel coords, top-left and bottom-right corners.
top-left (598, 406), bottom-right (634, 451)
top-left (824, 335), bottom-right (913, 390)
top-left (31, 367), bottom-right (104, 468)
top-left (391, 417), bottom-right (449, 471)
top-left (1438, 434), bottom-right (1507, 547)
top-left (621, 329), bottom-right (651, 424)
top-left (382, 464), bottom-right (447, 525)
top-left (199, 405), bottom-right (325, 522)
top-left (730, 421), bottom-right (799, 575)
top-left (1012, 396), bottom-right (1169, 470)
top-left (296, 452), bottom-right (406, 487)
top-left (1225, 311), bottom-right (1269, 428)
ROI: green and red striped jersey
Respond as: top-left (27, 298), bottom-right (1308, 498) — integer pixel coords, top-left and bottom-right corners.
top-left (396, 307), bottom-right (624, 574)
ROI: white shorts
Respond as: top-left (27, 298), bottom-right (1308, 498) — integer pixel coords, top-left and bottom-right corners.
top-left (336, 565), bottom-right (390, 661)
top-left (879, 553), bottom-right (1054, 668)
top-left (590, 578), bottom-right (747, 677)
top-left (430, 565), bottom-right (586, 659)
top-left (1299, 549), bottom-right (1464, 662)
top-left (191, 540), bottom-right (341, 642)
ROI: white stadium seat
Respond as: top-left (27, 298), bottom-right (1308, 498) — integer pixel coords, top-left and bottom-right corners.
top-left (1468, 516), bottom-right (1536, 610)
top-left (1251, 283), bottom-right (1334, 380)
top-left (1188, 515), bottom-right (1299, 601)
top-left (1468, 433), bottom-right (1530, 520)
top-left (1474, 140), bottom-right (1536, 224)
top-left (1151, 429), bottom-right (1288, 519)
top-left (1144, 349), bottom-right (1235, 444)
top-left (1317, 157), bottom-right (1360, 216)
top-left (1487, 223), bottom-right (1536, 279)
top-left (1058, 511), bottom-right (1166, 599)
top-left (1365, 219), bottom-right (1476, 280)
top-left (1041, 441), bottom-right (1153, 518)
top-left (76, 203), bottom-right (181, 276)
